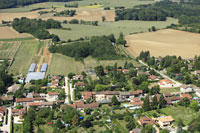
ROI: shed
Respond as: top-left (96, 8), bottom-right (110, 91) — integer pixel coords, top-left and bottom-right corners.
top-left (29, 63), bottom-right (36, 72)
top-left (40, 63), bottom-right (48, 72)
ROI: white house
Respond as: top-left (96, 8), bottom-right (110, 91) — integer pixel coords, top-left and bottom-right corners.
top-left (180, 85), bottom-right (193, 93)
top-left (46, 92), bottom-right (59, 102)
top-left (158, 116), bottom-right (174, 128)
top-left (158, 79), bottom-right (174, 88)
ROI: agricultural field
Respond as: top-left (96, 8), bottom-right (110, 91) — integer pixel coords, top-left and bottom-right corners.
top-left (48, 54), bottom-right (139, 76)
top-left (9, 40), bottom-right (40, 75)
top-left (49, 17), bottom-right (177, 40)
top-left (0, 42), bottom-right (21, 60)
top-left (0, 26), bottom-right (31, 39)
top-left (161, 106), bottom-right (200, 126)
top-left (126, 29), bottom-right (200, 58)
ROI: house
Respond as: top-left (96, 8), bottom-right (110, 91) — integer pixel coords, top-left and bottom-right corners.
top-left (75, 82), bottom-right (85, 87)
top-left (158, 116), bottom-right (174, 128)
top-left (159, 79), bottom-right (174, 88)
top-left (180, 85), bottom-right (193, 93)
top-left (138, 116), bottom-right (156, 127)
top-left (180, 93), bottom-right (193, 100)
top-left (196, 89), bottom-right (200, 97)
top-left (82, 91), bottom-right (95, 100)
top-left (95, 91), bottom-right (120, 102)
top-left (69, 101), bottom-right (99, 110)
top-left (28, 102), bottom-right (54, 108)
top-left (73, 75), bottom-right (83, 80)
top-left (0, 107), bottom-right (7, 116)
top-left (0, 95), bottom-right (13, 103)
top-left (129, 90), bottom-right (143, 98)
top-left (49, 80), bottom-right (59, 88)
top-left (7, 84), bottom-right (20, 93)
top-left (122, 69), bottom-right (129, 74)
top-left (33, 97), bottom-right (46, 102)
top-left (120, 92), bottom-right (130, 100)
top-left (163, 93), bottom-right (172, 98)
top-left (47, 92), bottom-right (59, 102)
top-left (12, 108), bottom-right (26, 117)
top-left (165, 96), bottom-right (183, 104)
top-left (148, 75), bottom-right (159, 81)
top-left (130, 98), bottom-right (143, 108)
top-left (194, 70), bottom-right (200, 75)
top-left (16, 98), bottom-right (33, 106)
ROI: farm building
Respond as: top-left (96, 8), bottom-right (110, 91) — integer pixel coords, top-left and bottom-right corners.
top-left (29, 63), bottom-right (36, 72)
top-left (40, 63), bottom-right (48, 72)
top-left (25, 72), bottom-right (45, 83)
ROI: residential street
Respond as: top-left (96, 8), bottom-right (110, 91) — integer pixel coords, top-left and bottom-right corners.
top-left (64, 77), bottom-right (69, 104)
top-left (0, 107), bottom-right (11, 133)
top-left (139, 60), bottom-right (183, 87)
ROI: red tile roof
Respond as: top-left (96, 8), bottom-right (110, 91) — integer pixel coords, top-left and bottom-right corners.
top-left (130, 90), bottom-right (143, 95)
top-left (16, 98), bottom-right (33, 102)
top-left (48, 92), bottom-right (59, 96)
top-left (75, 82), bottom-right (85, 86)
top-left (180, 94), bottom-right (192, 100)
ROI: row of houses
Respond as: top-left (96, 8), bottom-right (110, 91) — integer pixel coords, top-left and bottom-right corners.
top-left (82, 90), bottom-right (143, 102)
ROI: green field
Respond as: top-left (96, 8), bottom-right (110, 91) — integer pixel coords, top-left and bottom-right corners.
top-left (9, 40), bottom-right (39, 75)
top-left (0, 37), bottom-right (35, 42)
top-left (0, 0), bottom-right (155, 13)
top-left (160, 87), bottom-right (180, 93)
top-left (48, 53), bottom-right (139, 76)
top-left (161, 106), bottom-right (200, 126)
top-left (49, 17), bottom-right (178, 40)
top-left (0, 42), bottom-right (21, 60)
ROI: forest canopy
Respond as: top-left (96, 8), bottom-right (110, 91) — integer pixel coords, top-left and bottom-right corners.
top-left (49, 35), bottom-right (125, 60)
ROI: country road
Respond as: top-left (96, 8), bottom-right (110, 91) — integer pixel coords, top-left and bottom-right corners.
top-left (64, 77), bottom-right (69, 104)
top-left (139, 60), bottom-right (183, 87)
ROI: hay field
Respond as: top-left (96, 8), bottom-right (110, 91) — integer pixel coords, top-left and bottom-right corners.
top-left (48, 54), bottom-right (139, 76)
top-left (49, 17), bottom-right (177, 40)
top-left (0, 26), bottom-right (31, 39)
top-left (126, 29), bottom-right (200, 58)
top-left (42, 7), bottom-right (115, 22)
top-left (9, 40), bottom-right (39, 75)
top-left (0, 42), bottom-right (21, 59)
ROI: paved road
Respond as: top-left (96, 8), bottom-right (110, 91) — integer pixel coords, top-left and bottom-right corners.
top-left (139, 60), bottom-right (183, 87)
top-left (0, 107), bottom-right (11, 133)
top-left (64, 77), bottom-right (69, 104)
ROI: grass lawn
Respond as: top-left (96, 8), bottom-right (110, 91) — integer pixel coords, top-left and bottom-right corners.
top-left (144, 110), bottom-right (164, 118)
top-left (161, 106), bottom-right (200, 126)
top-left (49, 18), bottom-right (178, 41)
top-left (160, 87), bottom-right (180, 93)
top-left (48, 53), bottom-right (139, 76)
top-left (38, 125), bottom-right (53, 133)
top-left (14, 124), bottom-right (23, 133)
top-left (9, 40), bottom-right (39, 75)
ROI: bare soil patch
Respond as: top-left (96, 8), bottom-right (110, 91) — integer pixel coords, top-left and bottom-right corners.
top-left (0, 26), bottom-right (31, 39)
top-left (126, 29), bottom-right (200, 58)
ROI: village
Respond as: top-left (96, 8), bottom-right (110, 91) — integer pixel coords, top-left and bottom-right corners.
top-left (1, 52), bottom-right (200, 133)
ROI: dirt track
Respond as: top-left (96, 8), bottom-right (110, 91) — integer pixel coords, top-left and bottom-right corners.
top-left (126, 29), bottom-right (200, 58)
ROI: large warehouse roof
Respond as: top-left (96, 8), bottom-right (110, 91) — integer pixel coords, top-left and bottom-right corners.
top-left (29, 63), bottom-right (36, 72)
top-left (25, 72), bottom-right (45, 83)
top-left (41, 63), bottom-right (48, 72)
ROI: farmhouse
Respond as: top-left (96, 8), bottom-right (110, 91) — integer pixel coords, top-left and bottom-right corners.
top-left (180, 85), bottom-right (193, 93)
top-left (158, 116), bottom-right (174, 128)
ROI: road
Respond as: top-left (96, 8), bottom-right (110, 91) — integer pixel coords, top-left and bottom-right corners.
top-left (69, 83), bottom-right (74, 102)
top-left (0, 107), bottom-right (11, 133)
top-left (64, 77), bottom-right (69, 104)
top-left (139, 60), bottom-right (183, 87)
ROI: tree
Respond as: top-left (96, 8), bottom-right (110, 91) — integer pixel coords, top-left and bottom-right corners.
top-left (111, 95), bottom-right (119, 105)
top-left (55, 119), bottom-right (65, 129)
top-left (68, 72), bottom-right (75, 79)
top-left (102, 16), bottom-right (106, 21)
top-left (72, 115), bottom-right (80, 126)
top-left (108, 34), bottom-right (116, 43)
top-left (129, 68), bottom-right (137, 77)
top-left (188, 115), bottom-right (200, 132)
top-left (159, 94), bottom-right (167, 108)
top-left (139, 81), bottom-right (149, 93)
top-left (141, 124), bottom-right (156, 133)
top-left (95, 66), bottom-right (105, 77)
top-left (116, 32), bottom-right (127, 46)
top-left (152, 95), bottom-right (158, 109)
top-left (52, 35), bottom-right (60, 43)
top-left (151, 26), bottom-right (156, 31)
top-left (190, 100), bottom-right (199, 111)
top-left (126, 120), bottom-right (136, 131)
top-left (81, 120), bottom-right (92, 128)
top-left (142, 96), bottom-right (151, 111)
top-left (150, 85), bottom-right (160, 95)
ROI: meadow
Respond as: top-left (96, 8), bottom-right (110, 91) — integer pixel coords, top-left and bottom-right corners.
top-left (161, 106), bottom-right (200, 126)
top-left (9, 40), bottom-right (39, 75)
top-left (49, 17), bottom-right (177, 40)
top-left (126, 29), bottom-right (200, 58)
top-left (48, 53), bottom-right (139, 76)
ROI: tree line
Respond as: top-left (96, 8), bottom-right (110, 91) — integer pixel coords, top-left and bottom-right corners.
top-left (54, 10), bottom-right (76, 17)
top-left (49, 34), bottom-right (126, 60)
top-left (0, 0), bottom-right (81, 9)
top-left (12, 17), bottom-right (61, 41)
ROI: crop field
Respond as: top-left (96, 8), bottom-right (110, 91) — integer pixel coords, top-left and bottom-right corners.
top-left (0, 42), bottom-right (21, 60)
top-left (9, 40), bottom-right (39, 75)
top-left (49, 17), bottom-right (177, 40)
top-left (48, 54), bottom-right (139, 76)
top-left (0, 26), bottom-right (31, 39)
top-left (126, 29), bottom-right (200, 58)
